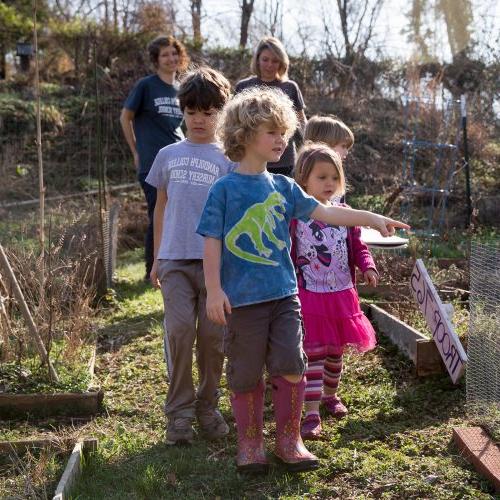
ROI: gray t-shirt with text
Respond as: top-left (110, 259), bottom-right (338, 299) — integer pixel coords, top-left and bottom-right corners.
top-left (146, 139), bottom-right (234, 259)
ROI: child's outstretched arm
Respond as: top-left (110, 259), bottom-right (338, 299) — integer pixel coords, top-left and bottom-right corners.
top-left (204, 237), bottom-right (232, 325)
top-left (310, 204), bottom-right (409, 236)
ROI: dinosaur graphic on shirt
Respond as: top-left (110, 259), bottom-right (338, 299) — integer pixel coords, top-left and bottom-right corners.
top-left (225, 192), bottom-right (287, 266)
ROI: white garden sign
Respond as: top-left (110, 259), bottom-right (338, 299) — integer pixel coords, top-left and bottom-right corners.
top-left (410, 259), bottom-right (467, 383)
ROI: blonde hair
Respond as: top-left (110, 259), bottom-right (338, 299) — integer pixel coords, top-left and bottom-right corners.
top-left (219, 87), bottom-right (297, 162)
top-left (304, 115), bottom-right (354, 149)
top-left (294, 142), bottom-right (346, 196)
top-left (251, 36), bottom-right (289, 81)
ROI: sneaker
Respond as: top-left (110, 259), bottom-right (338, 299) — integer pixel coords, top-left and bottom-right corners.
top-left (322, 395), bottom-right (348, 418)
top-left (300, 414), bottom-right (322, 440)
top-left (196, 407), bottom-right (229, 440)
top-left (166, 417), bottom-right (194, 445)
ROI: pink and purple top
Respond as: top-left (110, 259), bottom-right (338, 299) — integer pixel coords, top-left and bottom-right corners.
top-left (294, 219), bottom-right (353, 293)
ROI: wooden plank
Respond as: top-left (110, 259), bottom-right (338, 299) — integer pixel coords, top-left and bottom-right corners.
top-left (453, 427), bottom-right (500, 492)
top-left (0, 437), bottom-right (97, 457)
top-left (53, 438), bottom-right (98, 500)
top-left (0, 438), bottom-right (73, 456)
top-left (0, 390), bottom-right (104, 418)
top-left (416, 339), bottom-right (446, 376)
top-left (369, 303), bottom-right (428, 363)
top-left (368, 304), bottom-right (444, 375)
top-left (410, 259), bottom-right (467, 383)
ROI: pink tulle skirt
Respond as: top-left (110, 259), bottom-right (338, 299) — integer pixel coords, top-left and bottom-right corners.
top-left (298, 287), bottom-right (376, 355)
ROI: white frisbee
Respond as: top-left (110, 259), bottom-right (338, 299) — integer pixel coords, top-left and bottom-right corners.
top-left (360, 227), bottom-right (409, 249)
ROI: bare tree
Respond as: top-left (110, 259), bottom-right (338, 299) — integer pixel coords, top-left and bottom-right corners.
top-left (265, 0), bottom-right (282, 38)
top-left (439, 0), bottom-right (472, 56)
top-left (405, 0), bottom-right (432, 60)
top-left (250, 0), bottom-right (283, 42)
top-left (332, 0), bottom-right (384, 61)
top-left (191, 0), bottom-right (202, 46)
top-left (239, 0), bottom-right (255, 48)
top-left (405, 0), bottom-right (472, 61)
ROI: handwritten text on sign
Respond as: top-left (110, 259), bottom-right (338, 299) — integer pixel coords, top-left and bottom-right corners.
top-left (410, 259), bottom-right (467, 383)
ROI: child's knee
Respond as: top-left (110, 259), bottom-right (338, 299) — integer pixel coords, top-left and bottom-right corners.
top-left (226, 360), bottom-right (264, 393)
top-left (165, 317), bottom-right (196, 343)
top-left (282, 374), bottom-right (303, 384)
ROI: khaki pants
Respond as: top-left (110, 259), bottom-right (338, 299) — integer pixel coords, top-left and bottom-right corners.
top-left (158, 259), bottom-right (224, 418)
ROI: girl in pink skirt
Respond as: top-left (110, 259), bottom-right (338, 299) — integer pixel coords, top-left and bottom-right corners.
top-left (291, 142), bottom-right (379, 440)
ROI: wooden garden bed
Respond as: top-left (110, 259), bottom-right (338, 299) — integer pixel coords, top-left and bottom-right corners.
top-left (0, 436), bottom-right (98, 500)
top-left (0, 342), bottom-right (103, 418)
top-left (362, 302), bottom-right (446, 376)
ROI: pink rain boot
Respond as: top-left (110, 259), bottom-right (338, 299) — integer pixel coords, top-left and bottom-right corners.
top-left (230, 379), bottom-right (269, 474)
top-left (272, 376), bottom-right (319, 472)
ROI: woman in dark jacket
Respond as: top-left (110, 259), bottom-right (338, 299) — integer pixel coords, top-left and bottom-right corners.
top-left (235, 36), bottom-right (306, 177)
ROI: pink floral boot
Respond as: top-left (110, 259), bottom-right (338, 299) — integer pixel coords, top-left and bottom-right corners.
top-left (230, 379), bottom-right (269, 474)
top-left (271, 376), bottom-right (319, 472)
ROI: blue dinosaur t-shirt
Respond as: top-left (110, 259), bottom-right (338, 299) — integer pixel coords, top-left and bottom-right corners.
top-left (196, 171), bottom-right (318, 307)
top-left (124, 74), bottom-right (183, 175)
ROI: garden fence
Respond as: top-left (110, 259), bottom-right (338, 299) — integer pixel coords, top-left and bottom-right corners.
top-left (466, 240), bottom-right (500, 437)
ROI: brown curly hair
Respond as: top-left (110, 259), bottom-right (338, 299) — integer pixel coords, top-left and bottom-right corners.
top-left (147, 35), bottom-right (190, 73)
top-left (218, 87), bottom-right (297, 162)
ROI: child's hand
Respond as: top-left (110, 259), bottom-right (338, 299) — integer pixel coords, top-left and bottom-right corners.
top-left (363, 269), bottom-right (378, 287)
top-left (150, 260), bottom-right (160, 289)
top-left (369, 214), bottom-right (410, 237)
top-left (207, 288), bottom-right (232, 325)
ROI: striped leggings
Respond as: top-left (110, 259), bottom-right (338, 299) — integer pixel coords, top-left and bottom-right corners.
top-left (304, 348), bottom-right (343, 414)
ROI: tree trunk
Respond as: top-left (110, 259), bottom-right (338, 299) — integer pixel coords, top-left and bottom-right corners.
top-left (113, 0), bottom-right (118, 31)
top-left (191, 0), bottom-right (202, 47)
top-left (0, 44), bottom-right (6, 79)
top-left (336, 0), bottom-right (352, 60)
top-left (439, 0), bottom-right (472, 56)
top-left (239, 0), bottom-right (255, 48)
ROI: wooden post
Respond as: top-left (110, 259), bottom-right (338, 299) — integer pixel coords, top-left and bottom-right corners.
top-left (0, 244), bottom-right (58, 381)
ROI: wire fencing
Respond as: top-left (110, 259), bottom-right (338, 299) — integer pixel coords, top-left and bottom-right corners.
top-left (466, 240), bottom-right (500, 438)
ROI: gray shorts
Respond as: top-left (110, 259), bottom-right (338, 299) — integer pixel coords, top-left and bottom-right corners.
top-left (224, 295), bottom-right (306, 392)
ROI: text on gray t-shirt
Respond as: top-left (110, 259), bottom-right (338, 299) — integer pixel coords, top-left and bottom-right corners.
top-left (145, 139), bottom-right (234, 259)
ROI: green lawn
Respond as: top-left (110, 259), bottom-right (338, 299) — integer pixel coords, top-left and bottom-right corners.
top-left (1, 249), bottom-right (497, 498)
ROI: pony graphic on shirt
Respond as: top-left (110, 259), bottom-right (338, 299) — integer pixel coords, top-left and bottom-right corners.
top-left (225, 192), bottom-right (287, 266)
top-left (295, 219), bottom-right (352, 291)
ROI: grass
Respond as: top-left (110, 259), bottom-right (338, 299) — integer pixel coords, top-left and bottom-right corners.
top-left (0, 341), bottom-right (94, 394)
top-left (0, 248), bottom-right (497, 499)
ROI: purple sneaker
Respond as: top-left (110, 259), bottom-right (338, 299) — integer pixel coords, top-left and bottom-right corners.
top-left (300, 414), bottom-right (322, 440)
top-left (322, 395), bottom-right (348, 418)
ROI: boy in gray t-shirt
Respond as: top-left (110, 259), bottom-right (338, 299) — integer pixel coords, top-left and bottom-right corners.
top-left (145, 67), bottom-right (233, 445)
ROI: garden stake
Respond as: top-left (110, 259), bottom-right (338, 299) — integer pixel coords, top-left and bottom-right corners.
top-left (33, 0), bottom-right (46, 301)
top-left (461, 94), bottom-right (472, 227)
top-left (0, 244), bottom-right (58, 382)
